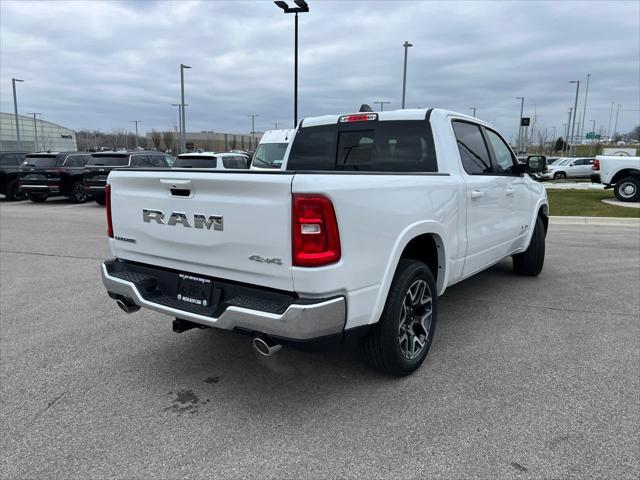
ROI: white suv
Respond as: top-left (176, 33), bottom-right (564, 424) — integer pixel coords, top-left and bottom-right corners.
top-left (173, 152), bottom-right (249, 170)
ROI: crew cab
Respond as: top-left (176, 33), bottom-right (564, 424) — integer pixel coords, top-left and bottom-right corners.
top-left (100, 108), bottom-right (548, 376)
top-left (84, 151), bottom-right (170, 205)
top-left (592, 155), bottom-right (640, 202)
top-left (173, 152), bottom-right (249, 170)
top-left (0, 151), bottom-right (29, 200)
top-left (18, 152), bottom-right (93, 203)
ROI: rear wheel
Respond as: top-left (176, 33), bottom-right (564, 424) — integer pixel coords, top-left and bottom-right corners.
top-left (69, 181), bottom-right (88, 203)
top-left (27, 194), bottom-right (47, 203)
top-left (5, 179), bottom-right (24, 201)
top-left (94, 195), bottom-right (106, 206)
top-left (613, 176), bottom-right (639, 202)
top-left (513, 215), bottom-right (545, 276)
top-left (361, 259), bottom-right (438, 376)
top-left (553, 172), bottom-right (566, 180)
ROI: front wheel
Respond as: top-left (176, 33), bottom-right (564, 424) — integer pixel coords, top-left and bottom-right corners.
top-left (614, 176), bottom-right (639, 202)
top-left (361, 259), bottom-right (438, 376)
top-left (553, 172), bottom-right (566, 180)
top-left (4, 179), bottom-right (24, 201)
top-left (69, 181), bottom-right (88, 203)
top-left (513, 215), bottom-right (545, 276)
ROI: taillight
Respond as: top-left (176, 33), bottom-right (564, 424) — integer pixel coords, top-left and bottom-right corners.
top-left (105, 184), bottom-right (113, 238)
top-left (593, 159), bottom-right (600, 171)
top-left (292, 194), bottom-right (341, 267)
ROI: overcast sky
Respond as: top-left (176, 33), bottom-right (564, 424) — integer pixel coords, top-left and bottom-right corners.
top-left (1, 0), bottom-right (638, 141)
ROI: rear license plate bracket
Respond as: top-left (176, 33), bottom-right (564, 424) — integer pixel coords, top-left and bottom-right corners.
top-left (177, 274), bottom-right (213, 308)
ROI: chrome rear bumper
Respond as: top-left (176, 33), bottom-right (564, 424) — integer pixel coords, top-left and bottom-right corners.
top-left (101, 262), bottom-right (346, 340)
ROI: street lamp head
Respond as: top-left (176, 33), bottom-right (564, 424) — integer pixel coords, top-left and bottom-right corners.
top-left (569, 80), bottom-right (578, 84)
top-left (293, 0), bottom-right (309, 9)
top-left (274, 0), bottom-right (308, 13)
top-left (274, 1), bottom-right (288, 9)
top-left (181, 64), bottom-right (191, 69)
top-left (403, 41), bottom-right (413, 47)
top-left (13, 78), bottom-right (24, 82)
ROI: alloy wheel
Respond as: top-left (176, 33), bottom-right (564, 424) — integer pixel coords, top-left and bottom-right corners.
top-left (397, 279), bottom-right (433, 360)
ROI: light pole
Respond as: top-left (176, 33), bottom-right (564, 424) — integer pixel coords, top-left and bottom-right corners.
top-left (469, 107), bottom-right (477, 117)
top-left (607, 101), bottom-right (615, 143)
top-left (12, 78), bottom-right (24, 150)
top-left (27, 113), bottom-right (41, 151)
top-left (564, 107), bottom-right (573, 155)
top-left (247, 114), bottom-right (259, 150)
top-left (516, 97), bottom-right (524, 154)
top-left (579, 73), bottom-right (590, 141)
top-left (374, 101), bottom-right (391, 111)
top-left (613, 103), bottom-right (622, 141)
top-left (180, 64), bottom-right (191, 152)
top-left (568, 80), bottom-right (580, 156)
top-left (274, 1), bottom-right (309, 127)
top-left (131, 120), bottom-right (142, 149)
top-left (590, 119), bottom-right (596, 155)
top-left (273, 122), bottom-right (280, 129)
top-left (401, 41), bottom-right (413, 109)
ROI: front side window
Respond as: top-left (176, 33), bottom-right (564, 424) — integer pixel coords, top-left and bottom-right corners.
top-left (452, 121), bottom-right (492, 174)
top-left (485, 129), bottom-right (517, 174)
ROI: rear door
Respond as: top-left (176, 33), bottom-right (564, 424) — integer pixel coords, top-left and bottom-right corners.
top-left (108, 170), bottom-right (296, 291)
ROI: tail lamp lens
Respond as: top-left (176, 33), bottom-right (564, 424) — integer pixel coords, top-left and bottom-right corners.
top-left (105, 184), bottom-right (113, 238)
top-left (593, 159), bottom-right (600, 171)
top-left (292, 194), bottom-right (341, 267)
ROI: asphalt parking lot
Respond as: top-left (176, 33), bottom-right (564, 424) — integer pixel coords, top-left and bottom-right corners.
top-left (1, 198), bottom-right (638, 479)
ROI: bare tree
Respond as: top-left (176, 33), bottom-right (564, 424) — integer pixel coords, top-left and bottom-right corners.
top-left (150, 129), bottom-right (161, 149)
top-left (162, 130), bottom-right (175, 153)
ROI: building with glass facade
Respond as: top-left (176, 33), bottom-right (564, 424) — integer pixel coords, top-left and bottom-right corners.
top-left (0, 112), bottom-right (77, 152)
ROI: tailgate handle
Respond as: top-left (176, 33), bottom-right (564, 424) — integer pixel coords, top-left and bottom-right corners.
top-left (170, 188), bottom-right (191, 197)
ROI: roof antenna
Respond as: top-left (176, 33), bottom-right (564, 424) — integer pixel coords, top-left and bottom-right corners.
top-left (359, 104), bottom-right (373, 112)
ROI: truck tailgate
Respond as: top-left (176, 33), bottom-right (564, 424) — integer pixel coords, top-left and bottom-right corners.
top-left (108, 170), bottom-right (295, 291)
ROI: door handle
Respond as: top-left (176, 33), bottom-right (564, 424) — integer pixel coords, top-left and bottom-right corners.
top-left (470, 190), bottom-right (485, 199)
top-left (505, 188), bottom-right (515, 196)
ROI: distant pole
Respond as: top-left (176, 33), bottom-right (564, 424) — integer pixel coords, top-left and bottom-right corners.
top-left (12, 78), bottom-right (24, 150)
top-left (247, 114), bottom-right (259, 149)
top-left (516, 97), bottom-right (524, 154)
top-left (590, 119), bottom-right (596, 155)
top-left (579, 73), bottom-right (590, 141)
top-left (374, 101), bottom-right (391, 111)
top-left (613, 103), bottom-right (621, 140)
top-left (469, 107), bottom-right (477, 117)
top-left (27, 113), bottom-right (41, 151)
top-left (131, 120), bottom-right (142, 149)
top-left (607, 101), bottom-right (615, 143)
top-left (180, 64), bottom-right (191, 152)
top-left (569, 80), bottom-right (580, 156)
top-left (401, 41), bottom-right (413, 109)
top-left (564, 108), bottom-right (572, 155)
top-left (273, 122), bottom-right (280, 129)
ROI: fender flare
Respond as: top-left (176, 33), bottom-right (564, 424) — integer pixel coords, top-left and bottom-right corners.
top-left (368, 221), bottom-right (448, 325)
top-left (523, 199), bottom-right (548, 248)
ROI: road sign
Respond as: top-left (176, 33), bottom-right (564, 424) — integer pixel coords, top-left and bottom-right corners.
top-left (521, 117), bottom-right (530, 127)
top-left (585, 132), bottom-right (601, 139)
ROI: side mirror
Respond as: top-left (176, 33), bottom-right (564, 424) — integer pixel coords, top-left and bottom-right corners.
top-left (526, 155), bottom-right (547, 174)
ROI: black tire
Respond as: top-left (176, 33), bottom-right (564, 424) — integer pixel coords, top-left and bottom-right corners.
top-left (94, 195), bottom-right (106, 206)
top-left (613, 176), bottom-right (640, 202)
top-left (513, 215), bottom-right (545, 276)
top-left (5, 179), bottom-right (24, 201)
top-left (68, 181), bottom-right (88, 203)
top-left (553, 172), bottom-right (566, 180)
top-left (361, 259), bottom-right (438, 376)
top-left (27, 194), bottom-right (47, 203)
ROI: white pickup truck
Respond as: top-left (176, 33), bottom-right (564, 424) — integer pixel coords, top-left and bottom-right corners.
top-left (101, 109), bottom-right (548, 376)
top-left (592, 155), bottom-right (640, 202)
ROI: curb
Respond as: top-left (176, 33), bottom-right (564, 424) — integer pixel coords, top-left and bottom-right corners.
top-left (550, 216), bottom-right (640, 226)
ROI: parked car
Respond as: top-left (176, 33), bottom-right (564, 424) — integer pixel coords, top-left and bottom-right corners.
top-left (250, 129), bottom-right (295, 170)
top-left (100, 108), bottom-right (548, 376)
top-left (84, 151), bottom-right (170, 205)
top-left (592, 155), bottom-right (640, 202)
top-left (0, 151), bottom-right (29, 200)
top-left (540, 157), bottom-right (595, 180)
top-left (172, 152), bottom-right (249, 170)
top-left (18, 152), bottom-right (93, 203)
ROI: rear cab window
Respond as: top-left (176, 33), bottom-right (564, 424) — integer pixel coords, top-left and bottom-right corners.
top-left (287, 118), bottom-right (437, 172)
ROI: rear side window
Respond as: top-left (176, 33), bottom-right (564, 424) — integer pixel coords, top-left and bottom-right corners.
top-left (287, 120), bottom-right (437, 172)
top-left (88, 155), bottom-right (129, 166)
top-left (222, 157), bottom-right (237, 169)
top-left (150, 154), bottom-right (168, 167)
top-left (64, 155), bottom-right (85, 167)
top-left (452, 121), bottom-right (492, 174)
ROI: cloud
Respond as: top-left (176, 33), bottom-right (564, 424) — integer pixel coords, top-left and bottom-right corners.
top-left (1, 0), bottom-right (638, 141)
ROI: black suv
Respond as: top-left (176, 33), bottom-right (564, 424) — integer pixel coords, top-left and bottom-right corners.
top-left (0, 151), bottom-right (29, 200)
top-left (84, 151), bottom-right (171, 205)
top-left (19, 152), bottom-right (93, 203)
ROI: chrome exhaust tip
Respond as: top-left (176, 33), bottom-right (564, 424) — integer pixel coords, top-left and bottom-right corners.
top-left (116, 298), bottom-right (140, 314)
top-left (253, 336), bottom-right (282, 356)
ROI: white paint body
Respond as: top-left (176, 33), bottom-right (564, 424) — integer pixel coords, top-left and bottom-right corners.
top-left (594, 155), bottom-right (640, 185)
top-left (107, 109), bottom-right (547, 331)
